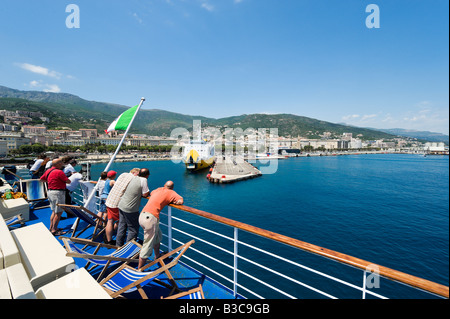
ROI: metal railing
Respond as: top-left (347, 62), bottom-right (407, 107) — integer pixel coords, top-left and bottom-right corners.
top-left (71, 189), bottom-right (448, 299)
top-left (161, 205), bottom-right (448, 299)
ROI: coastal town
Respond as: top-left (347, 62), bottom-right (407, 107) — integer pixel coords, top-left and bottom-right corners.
top-left (0, 108), bottom-right (448, 162)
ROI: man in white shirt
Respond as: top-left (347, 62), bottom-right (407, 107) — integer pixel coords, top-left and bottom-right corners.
top-left (66, 171), bottom-right (83, 205)
top-left (63, 159), bottom-right (77, 177)
top-left (116, 168), bottom-right (150, 246)
top-left (29, 154), bottom-right (49, 179)
top-left (66, 172), bottom-right (83, 192)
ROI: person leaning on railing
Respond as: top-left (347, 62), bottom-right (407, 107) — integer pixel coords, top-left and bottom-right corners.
top-left (137, 181), bottom-right (183, 270)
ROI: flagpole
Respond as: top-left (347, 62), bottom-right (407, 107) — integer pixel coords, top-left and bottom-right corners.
top-left (83, 97), bottom-right (146, 208)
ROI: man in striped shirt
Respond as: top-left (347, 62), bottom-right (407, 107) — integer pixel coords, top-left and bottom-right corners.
top-left (104, 168), bottom-right (140, 245)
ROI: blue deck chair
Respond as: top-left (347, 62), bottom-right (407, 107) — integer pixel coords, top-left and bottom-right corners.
top-left (5, 214), bottom-right (25, 229)
top-left (57, 204), bottom-right (107, 242)
top-left (19, 179), bottom-right (49, 210)
top-left (162, 285), bottom-right (205, 299)
top-left (61, 237), bottom-right (141, 281)
top-left (100, 240), bottom-right (195, 299)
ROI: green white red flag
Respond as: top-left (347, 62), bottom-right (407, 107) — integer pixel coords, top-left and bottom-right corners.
top-left (105, 104), bottom-right (139, 133)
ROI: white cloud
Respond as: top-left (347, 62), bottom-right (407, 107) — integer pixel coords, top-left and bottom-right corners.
top-left (201, 3), bottom-right (214, 11)
top-left (342, 114), bottom-right (360, 121)
top-left (341, 102), bottom-right (449, 134)
top-left (361, 114), bottom-right (377, 121)
top-left (26, 80), bottom-right (61, 93)
top-left (16, 63), bottom-right (62, 79)
top-left (132, 12), bottom-right (143, 25)
top-left (29, 80), bottom-right (40, 88)
top-left (43, 84), bottom-right (61, 93)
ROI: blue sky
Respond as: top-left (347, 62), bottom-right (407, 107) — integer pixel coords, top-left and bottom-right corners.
top-left (0, 0), bottom-right (448, 134)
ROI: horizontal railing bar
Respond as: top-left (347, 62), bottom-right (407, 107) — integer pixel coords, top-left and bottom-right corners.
top-left (172, 227), bottom-right (234, 256)
top-left (169, 220), bottom-right (387, 299)
top-left (237, 239), bottom-right (388, 299)
top-left (185, 244), bottom-right (235, 271)
top-left (235, 283), bottom-right (264, 299)
top-left (171, 215), bottom-right (234, 242)
top-left (171, 235), bottom-right (290, 299)
top-left (236, 268), bottom-right (296, 299)
top-left (170, 204), bottom-right (449, 298)
top-left (172, 238), bottom-right (234, 286)
top-left (183, 255), bottom-right (234, 286)
top-left (172, 226), bottom-right (342, 299)
top-left (237, 253), bottom-right (337, 299)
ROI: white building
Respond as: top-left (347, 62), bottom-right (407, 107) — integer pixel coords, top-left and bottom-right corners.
top-left (0, 134), bottom-right (31, 150)
top-left (424, 142), bottom-right (446, 152)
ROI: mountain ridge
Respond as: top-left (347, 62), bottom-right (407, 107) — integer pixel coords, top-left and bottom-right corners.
top-left (1, 85), bottom-right (447, 143)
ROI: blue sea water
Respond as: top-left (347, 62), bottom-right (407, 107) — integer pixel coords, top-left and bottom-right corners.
top-left (88, 154), bottom-right (449, 299)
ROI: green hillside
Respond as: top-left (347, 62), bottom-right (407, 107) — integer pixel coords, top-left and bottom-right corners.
top-left (0, 85), bottom-right (398, 140)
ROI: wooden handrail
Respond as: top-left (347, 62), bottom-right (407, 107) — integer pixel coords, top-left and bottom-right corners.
top-left (169, 204), bottom-right (449, 298)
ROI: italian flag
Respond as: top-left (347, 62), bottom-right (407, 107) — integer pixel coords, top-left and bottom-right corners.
top-left (105, 105), bottom-right (139, 133)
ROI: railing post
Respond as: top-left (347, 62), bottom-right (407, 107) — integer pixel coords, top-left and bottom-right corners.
top-left (362, 270), bottom-right (367, 299)
top-left (233, 227), bottom-right (238, 297)
top-left (168, 206), bottom-right (173, 252)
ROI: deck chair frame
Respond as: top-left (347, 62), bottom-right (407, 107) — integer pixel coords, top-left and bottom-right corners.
top-left (100, 239), bottom-right (195, 299)
top-left (5, 214), bottom-right (25, 229)
top-left (61, 237), bottom-right (142, 281)
top-left (162, 284), bottom-right (205, 299)
top-left (19, 179), bottom-right (49, 210)
top-left (57, 204), bottom-right (107, 242)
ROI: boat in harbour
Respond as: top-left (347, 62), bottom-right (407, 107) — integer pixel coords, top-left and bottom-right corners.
top-left (183, 139), bottom-right (216, 172)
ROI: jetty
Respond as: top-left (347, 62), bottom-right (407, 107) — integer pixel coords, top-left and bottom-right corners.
top-left (207, 157), bottom-right (262, 184)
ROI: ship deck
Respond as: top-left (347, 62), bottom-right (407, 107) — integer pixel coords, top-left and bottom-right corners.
top-left (8, 202), bottom-right (243, 299)
top-left (2, 166), bottom-right (448, 302)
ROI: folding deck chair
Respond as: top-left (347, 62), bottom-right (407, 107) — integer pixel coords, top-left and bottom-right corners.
top-left (5, 214), bottom-right (25, 229)
top-left (162, 285), bottom-right (205, 299)
top-left (61, 237), bottom-right (141, 281)
top-left (57, 204), bottom-right (107, 241)
top-left (19, 179), bottom-right (49, 210)
top-left (100, 240), bottom-right (195, 299)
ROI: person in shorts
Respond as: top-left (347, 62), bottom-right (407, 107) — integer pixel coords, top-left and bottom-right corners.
top-left (40, 158), bottom-right (71, 235)
top-left (104, 168), bottom-right (139, 245)
top-left (116, 168), bottom-right (150, 247)
top-left (97, 171), bottom-right (116, 226)
top-left (137, 181), bottom-right (183, 270)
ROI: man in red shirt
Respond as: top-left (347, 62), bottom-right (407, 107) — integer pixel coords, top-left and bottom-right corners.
top-left (41, 158), bottom-right (71, 235)
top-left (138, 181), bottom-right (183, 269)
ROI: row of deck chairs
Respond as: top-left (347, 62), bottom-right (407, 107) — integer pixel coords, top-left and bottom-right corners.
top-left (3, 176), bottom-right (203, 299)
top-left (61, 236), bottom-right (198, 299)
top-left (56, 204), bottom-right (201, 299)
